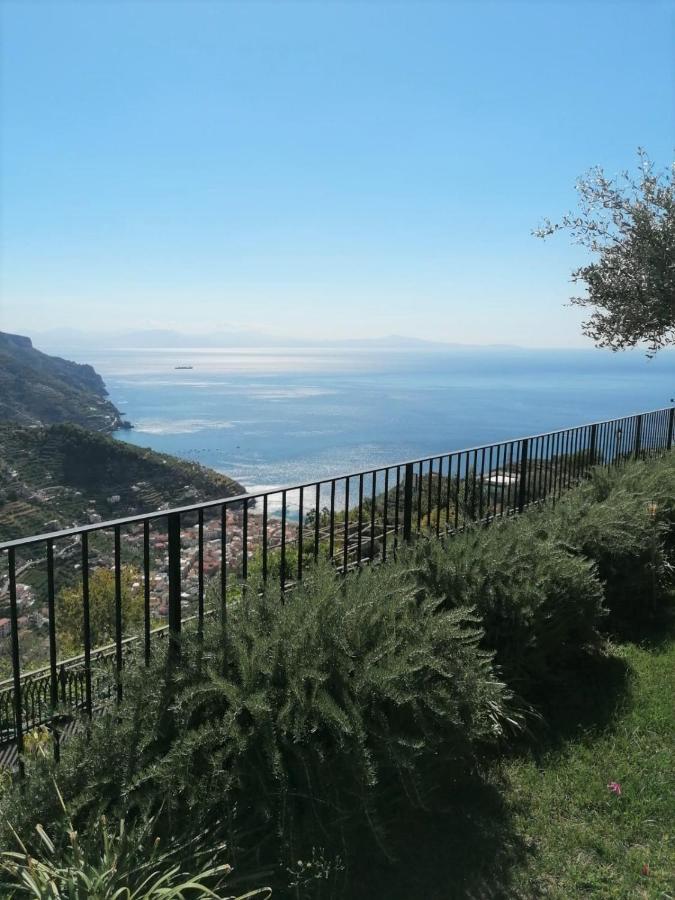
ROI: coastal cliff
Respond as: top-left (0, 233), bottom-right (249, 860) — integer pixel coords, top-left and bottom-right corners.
top-left (0, 331), bottom-right (130, 432)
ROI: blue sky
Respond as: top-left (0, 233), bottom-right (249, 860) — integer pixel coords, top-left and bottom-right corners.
top-left (1, 0), bottom-right (673, 346)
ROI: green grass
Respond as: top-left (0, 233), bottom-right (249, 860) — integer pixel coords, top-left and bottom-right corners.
top-left (504, 635), bottom-right (674, 899)
top-left (349, 629), bottom-right (674, 899)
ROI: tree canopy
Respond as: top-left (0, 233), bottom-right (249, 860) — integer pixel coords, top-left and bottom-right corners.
top-left (57, 565), bottom-right (144, 653)
top-left (534, 150), bottom-right (675, 356)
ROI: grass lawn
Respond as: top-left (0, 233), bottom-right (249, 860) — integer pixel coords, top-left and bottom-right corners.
top-left (504, 634), bottom-right (675, 899)
top-left (351, 630), bottom-right (674, 899)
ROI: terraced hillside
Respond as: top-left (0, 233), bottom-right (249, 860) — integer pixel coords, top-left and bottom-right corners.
top-left (0, 424), bottom-right (245, 541)
top-left (0, 331), bottom-right (128, 431)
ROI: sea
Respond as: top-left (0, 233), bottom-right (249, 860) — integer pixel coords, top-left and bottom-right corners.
top-left (59, 344), bottom-right (675, 496)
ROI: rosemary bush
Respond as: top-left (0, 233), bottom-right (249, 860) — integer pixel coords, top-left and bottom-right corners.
top-left (412, 519), bottom-right (606, 696)
top-left (532, 457), bottom-right (675, 626)
top-left (0, 561), bottom-right (510, 887)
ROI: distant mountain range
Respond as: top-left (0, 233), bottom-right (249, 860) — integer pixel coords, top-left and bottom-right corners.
top-left (0, 331), bottom-right (130, 431)
top-left (31, 327), bottom-right (515, 351)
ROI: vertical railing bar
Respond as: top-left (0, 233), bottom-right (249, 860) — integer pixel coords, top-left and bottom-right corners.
top-left (197, 510), bottom-right (204, 637)
top-left (343, 478), bottom-right (350, 573)
top-left (478, 448), bottom-right (485, 521)
top-left (427, 459), bottom-right (433, 531)
top-left (530, 437), bottom-right (541, 503)
top-left (445, 453), bottom-right (453, 530)
top-left (558, 430), bottom-right (567, 490)
top-left (505, 442), bottom-right (515, 514)
top-left (329, 481), bottom-right (336, 561)
top-left (262, 495), bottom-right (268, 582)
top-left (221, 504), bottom-right (227, 624)
top-left (542, 433), bottom-right (550, 499)
top-left (417, 461), bottom-right (423, 533)
top-left (517, 439), bottom-right (529, 513)
top-left (529, 439), bottom-right (537, 504)
top-left (436, 457), bottom-right (443, 536)
top-left (298, 487), bottom-right (304, 581)
top-left (114, 526), bottom-right (122, 703)
top-left (394, 465), bottom-right (401, 554)
top-left (314, 482), bottom-right (321, 561)
top-left (370, 471), bottom-right (376, 562)
top-left (470, 449), bottom-right (478, 521)
top-left (281, 491), bottom-right (288, 592)
top-left (167, 512), bottom-right (182, 663)
top-left (463, 452), bottom-right (470, 526)
top-left (81, 533), bottom-right (92, 720)
top-left (491, 445), bottom-right (499, 519)
top-left (603, 421), bottom-right (611, 464)
top-left (46, 539), bottom-right (58, 715)
top-left (402, 464), bottom-right (414, 543)
top-left (8, 548), bottom-right (24, 769)
top-left (242, 500), bottom-right (249, 583)
top-left (383, 468), bottom-right (390, 560)
top-left (570, 429), bottom-right (579, 485)
top-left (496, 446), bottom-right (504, 515)
top-left (357, 474), bottom-right (364, 565)
top-left (143, 521), bottom-right (151, 663)
top-left (454, 452), bottom-right (461, 529)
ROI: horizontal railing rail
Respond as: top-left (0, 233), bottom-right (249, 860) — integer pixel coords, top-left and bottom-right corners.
top-left (1, 405), bottom-right (673, 764)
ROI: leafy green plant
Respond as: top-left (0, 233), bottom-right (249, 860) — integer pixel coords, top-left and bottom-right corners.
top-left (0, 560), bottom-right (512, 884)
top-left (412, 516), bottom-right (606, 696)
top-left (530, 459), bottom-right (675, 627)
top-left (0, 740), bottom-right (270, 900)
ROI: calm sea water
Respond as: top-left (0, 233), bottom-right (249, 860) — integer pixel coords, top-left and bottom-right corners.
top-left (68, 346), bottom-right (674, 494)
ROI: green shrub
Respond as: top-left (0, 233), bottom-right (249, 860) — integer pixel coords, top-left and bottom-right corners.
top-left (0, 790), bottom-right (269, 899)
top-left (412, 518), bottom-right (606, 697)
top-left (532, 460), bottom-right (674, 626)
top-left (0, 561), bottom-right (510, 885)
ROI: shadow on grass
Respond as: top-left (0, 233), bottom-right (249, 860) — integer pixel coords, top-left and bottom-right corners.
top-left (334, 644), bottom-right (640, 899)
top-left (342, 773), bottom-right (532, 900)
top-left (524, 650), bottom-right (633, 752)
top-left (605, 601), bottom-right (675, 650)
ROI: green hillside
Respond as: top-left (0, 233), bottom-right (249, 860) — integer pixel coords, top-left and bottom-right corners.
top-left (0, 331), bottom-right (128, 431)
top-left (0, 424), bottom-right (245, 541)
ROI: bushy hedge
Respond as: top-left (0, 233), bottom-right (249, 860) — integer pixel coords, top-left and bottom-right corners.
top-left (412, 519), bottom-right (606, 696)
top-left (0, 561), bottom-right (511, 891)
top-left (529, 457), bottom-right (674, 627)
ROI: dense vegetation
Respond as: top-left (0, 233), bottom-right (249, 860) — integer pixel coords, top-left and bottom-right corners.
top-left (0, 331), bottom-right (127, 431)
top-left (0, 423), bottom-right (245, 541)
top-left (1, 454), bottom-right (673, 897)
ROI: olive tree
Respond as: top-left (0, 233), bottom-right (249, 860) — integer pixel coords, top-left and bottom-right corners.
top-left (57, 565), bottom-right (144, 653)
top-left (534, 149), bottom-right (675, 356)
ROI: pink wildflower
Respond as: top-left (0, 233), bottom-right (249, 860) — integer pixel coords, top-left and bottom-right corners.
top-left (607, 781), bottom-right (622, 796)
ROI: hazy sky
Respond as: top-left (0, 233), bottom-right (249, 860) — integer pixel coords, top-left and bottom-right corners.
top-left (1, 0), bottom-right (673, 346)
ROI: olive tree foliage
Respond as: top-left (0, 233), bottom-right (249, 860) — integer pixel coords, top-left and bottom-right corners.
top-left (534, 149), bottom-right (675, 356)
top-left (57, 565), bottom-right (144, 653)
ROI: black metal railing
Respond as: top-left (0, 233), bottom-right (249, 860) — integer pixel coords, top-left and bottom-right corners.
top-left (1, 406), bottom-right (673, 763)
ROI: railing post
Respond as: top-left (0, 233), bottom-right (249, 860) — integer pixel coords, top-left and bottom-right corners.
top-left (634, 414), bottom-right (643, 459)
top-left (167, 513), bottom-right (182, 660)
top-left (517, 439), bottom-right (529, 513)
top-left (7, 548), bottom-right (24, 772)
top-left (669, 407), bottom-right (674, 451)
top-left (589, 423), bottom-right (598, 466)
top-left (402, 463), bottom-right (414, 542)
